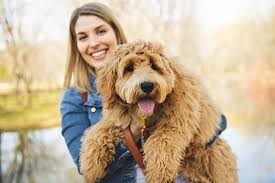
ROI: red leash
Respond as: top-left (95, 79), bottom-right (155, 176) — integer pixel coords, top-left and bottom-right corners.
top-left (122, 126), bottom-right (146, 171)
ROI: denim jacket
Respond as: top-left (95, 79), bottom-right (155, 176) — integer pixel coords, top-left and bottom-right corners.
top-left (60, 76), bottom-right (136, 183)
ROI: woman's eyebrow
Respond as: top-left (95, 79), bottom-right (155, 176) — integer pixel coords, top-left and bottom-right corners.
top-left (76, 32), bottom-right (86, 36)
top-left (94, 24), bottom-right (108, 31)
top-left (76, 24), bottom-right (108, 35)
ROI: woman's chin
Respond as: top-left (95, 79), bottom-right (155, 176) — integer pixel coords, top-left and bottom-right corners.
top-left (94, 61), bottom-right (107, 72)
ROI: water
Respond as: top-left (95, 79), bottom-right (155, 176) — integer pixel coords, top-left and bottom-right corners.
top-left (2, 128), bottom-right (83, 183)
top-left (2, 126), bottom-right (275, 183)
top-left (223, 127), bottom-right (275, 183)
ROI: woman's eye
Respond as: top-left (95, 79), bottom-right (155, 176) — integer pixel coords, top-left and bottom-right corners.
top-left (78, 36), bottom-right (87, 41)
top-left (125, 63), bottom-right (134, 73)
top-left (97, 29), bottom-right (107, 35)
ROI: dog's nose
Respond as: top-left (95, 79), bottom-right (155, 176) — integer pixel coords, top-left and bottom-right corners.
top-left (140, 81), bottom-right (154, 94)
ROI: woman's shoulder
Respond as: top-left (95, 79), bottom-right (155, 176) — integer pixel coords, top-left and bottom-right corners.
top-left (63, 87), bottom-right (81, 96)
top-left (60, 87), bottom-right (101, 108)
top-left (61, 87), bottom-right (83, 106)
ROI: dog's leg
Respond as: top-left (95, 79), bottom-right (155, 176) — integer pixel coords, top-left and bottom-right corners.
top-left (204, 139), bottom-right (238, 183)
top-left (143, 122), bottom-right (192, 183)
top-left (179, 139), bottom-right (238, 183)
top-left (80, 121), bottom-right (122, 183)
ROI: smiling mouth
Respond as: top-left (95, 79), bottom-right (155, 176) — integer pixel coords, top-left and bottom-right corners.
top-left (90, 49), bottom-right (108, 60)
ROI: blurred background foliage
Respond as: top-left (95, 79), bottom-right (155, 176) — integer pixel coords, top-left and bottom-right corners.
top-left (0, 0), bottom-right (275, 182)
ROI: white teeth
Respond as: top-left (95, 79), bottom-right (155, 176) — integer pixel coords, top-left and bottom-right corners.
top-left (91, 50), bottom-right (106, 57)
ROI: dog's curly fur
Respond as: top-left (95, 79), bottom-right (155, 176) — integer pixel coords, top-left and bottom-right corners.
top-left (80, 41), bottom-right (238, 183)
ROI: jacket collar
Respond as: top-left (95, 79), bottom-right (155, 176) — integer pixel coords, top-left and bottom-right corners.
top-left (89, 75), bottom-right (98, 94)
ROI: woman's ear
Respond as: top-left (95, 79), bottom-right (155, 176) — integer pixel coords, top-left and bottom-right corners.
top-left (96, 59), bottom-right (118, 109)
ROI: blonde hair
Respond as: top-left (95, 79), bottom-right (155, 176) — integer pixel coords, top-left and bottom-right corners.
top-left (64, 2), bottom-right (127, 92)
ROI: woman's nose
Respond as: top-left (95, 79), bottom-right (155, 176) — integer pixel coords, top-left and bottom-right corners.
top-left (88, 36), bottom-right (100, 48)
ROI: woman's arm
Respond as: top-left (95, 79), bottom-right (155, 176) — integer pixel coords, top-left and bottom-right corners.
top-left (60, 88), bottom-right (132, 177)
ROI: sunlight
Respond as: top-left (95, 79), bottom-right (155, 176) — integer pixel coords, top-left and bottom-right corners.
top-left (196, 0), bottom-right (244, 31)
top-left (196, 0), bottom-right (275, 32)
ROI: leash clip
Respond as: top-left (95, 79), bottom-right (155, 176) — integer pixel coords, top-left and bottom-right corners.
top-left (140, 116), bottom-right (147, 146)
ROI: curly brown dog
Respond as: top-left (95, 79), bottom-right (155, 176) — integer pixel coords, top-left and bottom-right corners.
top-left (80, 41), bottom-right (238, 183)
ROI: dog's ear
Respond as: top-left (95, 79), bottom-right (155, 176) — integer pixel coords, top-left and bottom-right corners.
top-left (156, 54), bottom-right (178, 77)
top-left (96, 59), bottom-right (118, 109)
top-left (165, 57), bottom-right (182, 77)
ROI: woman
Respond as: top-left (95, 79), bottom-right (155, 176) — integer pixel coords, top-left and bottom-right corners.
top-left (60, 2), bottom-right (141, 183)
top-left (60, 2), bottom-right (227, 183)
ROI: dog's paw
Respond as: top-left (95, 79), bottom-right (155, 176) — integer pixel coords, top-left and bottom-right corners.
top-left (80, 138), bottom-right (112, 182)
top-left (145, 174), bottom-right (176, 183)
top-left (143, 136), bottom-right (182, 183)
top-left (80, 125), bottom-right (120, 182)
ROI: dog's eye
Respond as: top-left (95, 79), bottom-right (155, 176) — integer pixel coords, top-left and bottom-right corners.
top-left (125, 63), bottom-right (134, 73)
top-left (151, 63), bottom-right (158, 70)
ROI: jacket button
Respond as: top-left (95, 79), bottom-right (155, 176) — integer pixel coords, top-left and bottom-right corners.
top-left (91, 107), bottom-right (96, 112)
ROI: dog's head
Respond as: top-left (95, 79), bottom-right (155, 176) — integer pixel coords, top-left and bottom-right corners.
top-left (97, 40), bottom-right (176, 116)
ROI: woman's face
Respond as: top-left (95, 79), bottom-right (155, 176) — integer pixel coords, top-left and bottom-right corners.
top-left (75, 15), bottom-right (118, 71)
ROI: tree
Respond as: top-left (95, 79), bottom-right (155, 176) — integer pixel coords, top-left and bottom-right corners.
top-left (0, 0), bottom-right (33, 104)
top-left (210, 10), bottom-right (275, 125)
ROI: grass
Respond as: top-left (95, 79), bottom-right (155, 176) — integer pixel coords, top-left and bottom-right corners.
top-left (0, 65), bottom-right (11, 81)
top-left (0, 90), bottom-right (62, 132)
top-left (0, 90), bottom-right (61, 109)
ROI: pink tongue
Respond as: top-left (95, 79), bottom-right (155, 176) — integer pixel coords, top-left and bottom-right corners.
top-left (137, 99), bottom-right (155, 114)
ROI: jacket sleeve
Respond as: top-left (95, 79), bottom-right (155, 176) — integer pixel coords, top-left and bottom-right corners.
top-left (60, 88), bottom-right (132, 178)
